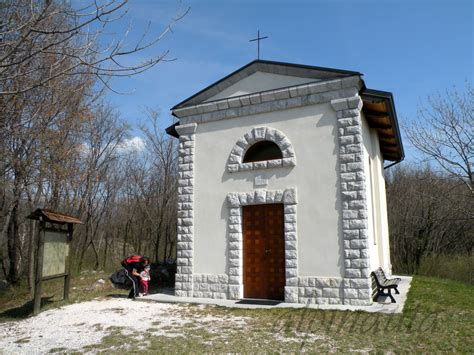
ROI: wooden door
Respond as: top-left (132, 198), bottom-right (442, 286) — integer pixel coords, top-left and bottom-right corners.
top-left (243, 203), bottom-right (285, 300)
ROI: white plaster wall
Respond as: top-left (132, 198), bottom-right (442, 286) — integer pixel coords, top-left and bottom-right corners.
top-left (361, 114), bottom-right (379, 271)
top-left (206, 72), bottom-right (317, 102)
top-left (361, 113), bottom-right (392, 272)
top-left (371, 133), bottom-right (392, 272)
top-left (192, 103), bottom-right (344, 277)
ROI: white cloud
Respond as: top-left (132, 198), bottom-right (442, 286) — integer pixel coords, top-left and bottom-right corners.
top-left (118, 136), bottom-right (146, 153)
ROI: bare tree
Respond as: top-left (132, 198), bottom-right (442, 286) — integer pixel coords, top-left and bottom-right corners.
top-left (74, 103), bottom-right (127, 270)
top-left (115, 109), bottom-right (178, 262)
top-left (0, 67), bottom-right (94, 284)
top-left (388, 84), bottom-right (473, 277)
top-left (0, 0), bottom-right (188, 95)
top-left (0, 0), bottom-right (187, 284)
top-left (406, 83), bottom-right (473, 193)
top-left (139, 109), bottom-right (178, 262)
top-left (386, 165), bottom-right (473, 274)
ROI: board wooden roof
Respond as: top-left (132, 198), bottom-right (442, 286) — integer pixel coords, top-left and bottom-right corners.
top-left (361, 89), bottom-right (404, 162)
top-left (27, 209), bottom-right (83, 224)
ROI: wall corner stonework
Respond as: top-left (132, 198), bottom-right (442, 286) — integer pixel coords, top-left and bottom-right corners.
top-left (330, 95), bottom-right (372, 306)
top-left (174, 123), bottom-right (197, 297)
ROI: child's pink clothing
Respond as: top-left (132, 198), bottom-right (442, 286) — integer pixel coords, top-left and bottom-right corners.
top-left (139, 278), bottom-right (149, 295)
top-left (139, 269), bottom-right (150, 295)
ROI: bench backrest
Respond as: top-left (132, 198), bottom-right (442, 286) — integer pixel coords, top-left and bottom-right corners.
top-left (374, 267), bottom-right (388, 282)
top-left (371, 267), bottom-right (390, 292)
top-left (371, 273), bottom-right (379, 299)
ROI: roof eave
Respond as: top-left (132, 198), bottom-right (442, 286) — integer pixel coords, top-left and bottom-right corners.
top-left (361, 89), bottom-right (405, 162)
top-left (165, 122), bottom-right (180, 138)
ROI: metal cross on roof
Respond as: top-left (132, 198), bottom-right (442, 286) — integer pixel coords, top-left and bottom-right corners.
top-left (249, 30), bottom-right (268, 60)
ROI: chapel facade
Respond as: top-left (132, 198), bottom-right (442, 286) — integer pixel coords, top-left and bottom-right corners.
top-left (166, 60), bottom-right (404, 305)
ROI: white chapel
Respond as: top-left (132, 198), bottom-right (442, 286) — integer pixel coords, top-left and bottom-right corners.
top-left (166, 60), bottom-right (404, 305)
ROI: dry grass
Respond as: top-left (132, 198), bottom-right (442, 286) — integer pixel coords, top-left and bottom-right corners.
top-left (416, 254), bottom-right (473, 284)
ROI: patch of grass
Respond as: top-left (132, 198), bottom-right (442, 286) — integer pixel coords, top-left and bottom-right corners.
top-left (48, 347), bottom-right (67, 353)
top-left (82, 328), bottom-right (132, 352)
top-left (14, 337), bottom-right (30, 344)
top-left (416, 254), bottom-right (473, 284)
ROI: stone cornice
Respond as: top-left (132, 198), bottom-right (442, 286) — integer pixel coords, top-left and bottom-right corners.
top-left (175, 123), bottom-right (197, 135)
top-left (173, 76), bottom-right (362, 124)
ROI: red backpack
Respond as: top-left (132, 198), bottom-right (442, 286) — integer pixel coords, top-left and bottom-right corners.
top-left (122, 255), bottom-right (141, 267)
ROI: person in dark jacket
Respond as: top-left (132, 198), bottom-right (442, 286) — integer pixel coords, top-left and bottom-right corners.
top-left (121, 255), bottom-right (150, 299)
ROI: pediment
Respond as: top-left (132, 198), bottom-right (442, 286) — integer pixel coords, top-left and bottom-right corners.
top-left (172, 60), bottom-right (361, 109)
top-left (204, 72), bottom-right (316, 102)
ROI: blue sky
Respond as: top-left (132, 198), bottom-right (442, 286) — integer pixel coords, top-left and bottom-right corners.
top-left (104, 0), bottom-right (473, 159)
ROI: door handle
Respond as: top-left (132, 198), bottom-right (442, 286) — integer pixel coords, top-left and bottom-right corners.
top-left (264, 249), bottom-right (271, 255)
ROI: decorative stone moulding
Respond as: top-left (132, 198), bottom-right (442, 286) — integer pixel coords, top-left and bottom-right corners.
top-left (173, 76), bottom-right (363, 124)
top-left (227, 127), bottom-right (296, 173)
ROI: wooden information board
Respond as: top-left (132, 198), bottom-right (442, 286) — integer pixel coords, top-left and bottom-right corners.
top-left (42, 230), bottom-right (69, 277)
top-left (27, 209), bottom-right (82, 315)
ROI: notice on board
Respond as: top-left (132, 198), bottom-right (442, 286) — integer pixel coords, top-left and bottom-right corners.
top-left (42, 230), bottom-right (69, 277)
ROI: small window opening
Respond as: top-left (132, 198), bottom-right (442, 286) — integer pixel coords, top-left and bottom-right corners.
top-left (243, 141), bottom-right (283, 163)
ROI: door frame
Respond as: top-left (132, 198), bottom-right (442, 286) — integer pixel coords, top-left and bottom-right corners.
top-left (226, 188), bottom-right (298, 302)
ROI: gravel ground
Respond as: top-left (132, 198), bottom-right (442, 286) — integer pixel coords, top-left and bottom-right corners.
top-left (0, 298), bottom-right (248, 354)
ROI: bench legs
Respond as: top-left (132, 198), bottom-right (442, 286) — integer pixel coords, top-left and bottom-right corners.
top-left (386, 289), bottom-right (396, 303)
top-left (375, 288), bottom-right (397, 303)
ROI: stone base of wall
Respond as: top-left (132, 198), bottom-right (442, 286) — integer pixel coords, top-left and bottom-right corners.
top-left (192, 274), bottom-right (229, 299)
top-left (296, 277), bottom-right (372, 305)
top-left (177, 274), bottom-right (372, 306)
top-left (174, 273), bottom-right (193, 297)
top-left (296, 277), bottom-right (343, 305)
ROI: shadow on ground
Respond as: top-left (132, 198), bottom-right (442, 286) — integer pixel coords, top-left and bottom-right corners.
top-left (150, 287), bottom-right (174, 295)
top-left (106, 285), bottom-right (174, 299)
top-left (0, 296), bottom-right (54, 320)
top-left (106, 294), bottom-right (129, 299)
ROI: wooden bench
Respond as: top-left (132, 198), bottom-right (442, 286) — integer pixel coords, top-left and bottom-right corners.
top-left (371, 267), bottom-right (401, 303)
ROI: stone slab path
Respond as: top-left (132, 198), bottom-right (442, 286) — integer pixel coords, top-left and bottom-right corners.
top-left (143, 276), bottom-right (412, 314)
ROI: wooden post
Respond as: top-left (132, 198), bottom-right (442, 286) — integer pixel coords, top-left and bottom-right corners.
top-left (64, 223), bottom-right (73, 301)
top-left (33, 220), bottom-right (45, 315)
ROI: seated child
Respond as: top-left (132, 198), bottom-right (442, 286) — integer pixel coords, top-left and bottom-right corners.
top-left (139, 265), bottom-right (151, 296)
